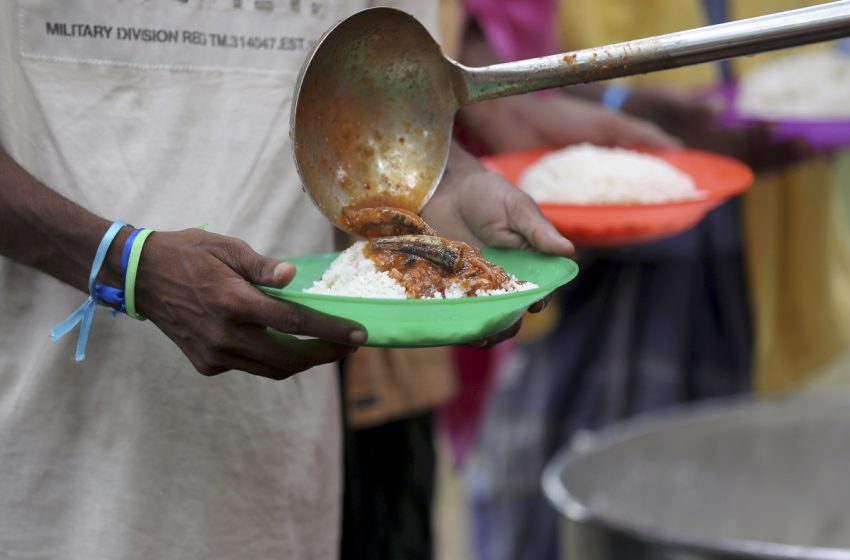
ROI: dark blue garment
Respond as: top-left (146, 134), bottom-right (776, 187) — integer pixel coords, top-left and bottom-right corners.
top-left (467, 200), bottom-right (753, 560)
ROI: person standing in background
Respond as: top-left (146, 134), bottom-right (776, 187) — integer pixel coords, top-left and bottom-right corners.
top-left (559, 0), bottom-right (850, 417)
top-left (459, 1), bottom-right (832, 559)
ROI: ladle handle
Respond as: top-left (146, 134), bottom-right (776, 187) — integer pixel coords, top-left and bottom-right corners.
top-left (455, 0), bottom-right (850, 104)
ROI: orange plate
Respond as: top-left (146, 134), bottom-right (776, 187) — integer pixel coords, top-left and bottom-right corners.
top-left (481, 147), bottom-right (754, 246)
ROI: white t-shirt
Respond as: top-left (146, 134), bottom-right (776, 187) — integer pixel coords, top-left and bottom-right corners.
top-left (0, 1), bottom-right (436, 558)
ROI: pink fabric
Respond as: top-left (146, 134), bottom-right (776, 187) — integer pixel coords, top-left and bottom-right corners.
top-left (465, 0), bottom-right (558, 62)
top-left (440, 342), bottom-right (514, 468)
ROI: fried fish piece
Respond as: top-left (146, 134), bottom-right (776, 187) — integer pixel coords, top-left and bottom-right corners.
top-left (370, 235), bottom-right (465, 272)
top-left (343, 206), bottom-right (436, 239)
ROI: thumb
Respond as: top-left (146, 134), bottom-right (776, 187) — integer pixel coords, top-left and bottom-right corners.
top-left (225, 239), bottom-right (296, 287)
top-left (254, 260), bottom-right (297, 288)
top-left (508, 194), bottom-right (575, 257)
top-left (608, 114), bottom-right (682, 149)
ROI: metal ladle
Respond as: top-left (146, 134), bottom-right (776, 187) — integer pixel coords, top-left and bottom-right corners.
top-left (291, 1), bottom-right (850, 233)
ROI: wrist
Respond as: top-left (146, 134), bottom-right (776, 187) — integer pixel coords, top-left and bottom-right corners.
top-left (446, 142), bottom-right (486, 176)
top-left (49, 220), bottom-right (129, 361)
top-left (456, 97), bottom-right (510, 140)
top-left (130, 231), bottom-right (163, 320)
top-left (46, 216), bottom-right (123, 294)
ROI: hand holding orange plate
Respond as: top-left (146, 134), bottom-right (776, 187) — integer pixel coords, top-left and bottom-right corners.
top-left (482, 147), bottom-right (754, 246)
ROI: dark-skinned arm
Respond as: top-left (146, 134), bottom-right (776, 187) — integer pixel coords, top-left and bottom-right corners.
top-left (456, 24), bottom-right (679, 153)
top-left (0, 148), bottom-right (364, 380)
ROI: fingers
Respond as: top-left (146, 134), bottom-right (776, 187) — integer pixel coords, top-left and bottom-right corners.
top-left (230, 283), bottom-right (368, 345)
top-left (189, 327), bottom-right (357, 380)
top-left (506, 190), bottom-right (575, 257)
top-left (491, 123), bottom-right (547, 153)
top-left (139, 230), bottom-right (366, 383)
top-left (743, 127), bottom-right (814, 171)
top-left (544, 96), bottom-right (681, 149)
top-left (618, 86), bottom-right (720, 135)
top-left (206, 236), bottom-right (368, 344)
top-left (226, 331), bottom-right (357, 381)
top-left (528, 297), bottom-right (549, 314)
top-left (687, 97), bottom-right (723, 124)
top-left (468, 318), bottom-right (523, 349)
top-left (630, 121), bottom-right (683, 149)
top-left (459, 97), bottom-right (548, 153)
top-left (699, 124), bottom-right (813, 172)
top-left (217, 237), bottom-right (296, 287)
top-left (606, 112), bottom-right (682, 149)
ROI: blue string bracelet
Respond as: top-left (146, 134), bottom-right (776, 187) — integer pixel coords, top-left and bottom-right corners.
top-left (118, 228), bottom-right (142, 313)
top-left (50, 221), bottom-right (127, 362)
top-left (93, 227), bottom-right (142, 314)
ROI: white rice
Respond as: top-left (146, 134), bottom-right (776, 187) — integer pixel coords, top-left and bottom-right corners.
top-left (518, 143), bottom-right (702, 205)
top-left (305, 241), bottom-right (537, 299)
top-left (736, 49), bottom-right (850, 120)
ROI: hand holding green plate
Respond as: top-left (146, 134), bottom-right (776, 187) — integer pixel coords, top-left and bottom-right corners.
top-left (258, 248), bottom-right (578, 348)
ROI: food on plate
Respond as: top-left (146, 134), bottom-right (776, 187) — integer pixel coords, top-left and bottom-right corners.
top-left (342, 206), bottom-right (436, 238)
top-left (518, 143), bottom-right (702, 205)
top-left (305, 240), bottom-right (535, 299)
top-left (305, 207), bottom-right (537, 299)
top-left (736, 49), bottom-right (850, 120)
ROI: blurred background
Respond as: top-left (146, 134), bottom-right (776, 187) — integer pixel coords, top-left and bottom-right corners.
top-left (341, 1), bottom-right (850, 559)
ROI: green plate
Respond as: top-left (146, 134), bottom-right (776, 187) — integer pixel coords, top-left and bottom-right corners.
top-left (258, 248), bottom-right (578, 348)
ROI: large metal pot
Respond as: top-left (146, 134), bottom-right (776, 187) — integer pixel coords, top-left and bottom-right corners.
top-left (543, 396), bottom-right (850, 559)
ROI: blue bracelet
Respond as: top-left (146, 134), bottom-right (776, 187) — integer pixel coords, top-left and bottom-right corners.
top-left (50, 221), bottom-right (127, 362)
top-left (117, 228), bottom-right (142, 313)
top-left (601, 85), bottom-right (631, 112)
top-left (93, 227), bottom-right (141, 314)
top-left (120, 228), bottom-right (142, 277)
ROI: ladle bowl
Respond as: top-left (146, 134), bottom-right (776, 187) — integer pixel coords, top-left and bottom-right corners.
top-left (291, 9), bottom-right (454, 229)
top-left (290, 3), bottom-right (850, 234)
